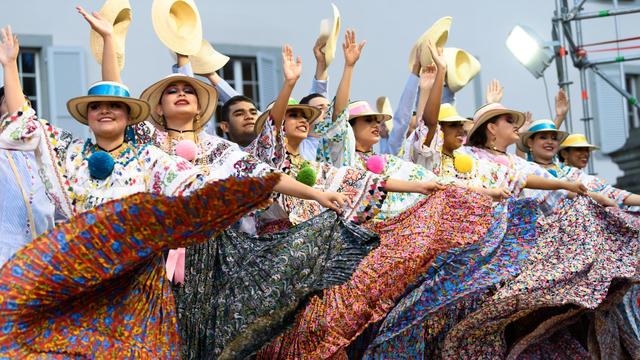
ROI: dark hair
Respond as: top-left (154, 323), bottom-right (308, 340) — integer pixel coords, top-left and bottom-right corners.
top-left (220, 95), bottom-right (257, 122)
top-left (300, 93), bottom-right (325, 105)
top-left (0, 86), bottom-right (5, 103)
top-left (467, 115), bottom-right (500, 147)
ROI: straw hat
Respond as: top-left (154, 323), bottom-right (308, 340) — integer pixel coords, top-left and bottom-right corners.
top-left (89, 0), bottom-right (132, 71)
top-left (151, 0), bottom-right (203, 55)
top-left (408, 16), bottom-right (452, 71)
top-left (517, 119), bottom-right (569, 152)
top-left (559, 133), bottom-right (599, 151)
top-left (67, 81), bottom-right (150, 125)
top-left (170, 40), bottom-right (230, 75)
top-left (376, 96), bottom-right (394, 131)
top-left (140, 74), bottom-right (218, 131)
top-left (318, 3), bottom-right (341, 66)
top-left (444, 48), bottom-right (481, 93)
top-left (438, 103), bottom-right (471, 122)
top-left (468, 102), bottom-right (525, 141)
top-left (255, 98), bottom-right (322, 135)
top-left (349, 100), bottom-right (392, 123)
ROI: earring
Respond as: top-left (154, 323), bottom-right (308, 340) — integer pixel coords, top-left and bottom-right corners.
top-left (194, 114), bottom-right (201, 127)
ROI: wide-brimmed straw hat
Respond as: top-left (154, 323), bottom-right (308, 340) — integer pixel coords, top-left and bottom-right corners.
top-left (140, 74), bottom-right (218, 131)
top-left (255, 98), bottom-right (322, 135)
top-left (559, 133), bottom-right (599, 151)
top-left (376, 96), bottom-right (394, 131)
top-left (151, 0), bottom-right (203, 55)
top-left (67, 81), bottom-right (150, 125)
top-left (349, 100), bottom-right (392, 123)
top-left (444, 48), bottom-right (481, 93)
top-left (438, 103), bottom-right (471, 122)
top-left (517, 119), bottom-right (569, 152)
top-left (408, 16), bottom-right (452, 71)
top-left (318, 3), bottom-right (341, 66)
top-left (89, 0), bottom-right (132, 71)
top-left (468, 102), bottom-right (525, 141)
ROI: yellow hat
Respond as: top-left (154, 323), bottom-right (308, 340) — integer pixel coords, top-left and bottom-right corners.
top-left (376, 96), bottom-right (394, 131)
top-left (89, 0), bottom-right (132, 71)
top-left (408, 16), bottom-right (452, 71)
top-left (444, 48), bottom-right (481, 93)
top-left (151, 0), bottom-right (203, 55)
top-left (438, 103), bottom-right (471, 122)
top-left (559, 133), bottom-right (599, 151)
top-left (319, 3), bottom-right (341, 66)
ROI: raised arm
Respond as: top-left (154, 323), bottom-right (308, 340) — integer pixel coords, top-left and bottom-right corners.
top-left (420, 41), bottom-right (446, 147)
top-left (485, 79), bottom-right (504, 104)
top-left (0, 26), bottom-right (23, 113)
top-left (77, 6), bottom-right (120, 83)
top-left (554, 88), bottom-right (569, 129)
top-left (268, 44), bottom-right (301, 132)
top-left (333, 29), bottom-right (365, 121)
top-left (313, 34), bottom-right (329, 82)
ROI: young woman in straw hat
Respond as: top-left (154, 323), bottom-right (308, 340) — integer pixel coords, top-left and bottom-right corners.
top-left (0, 9), bottom-right (284, 358)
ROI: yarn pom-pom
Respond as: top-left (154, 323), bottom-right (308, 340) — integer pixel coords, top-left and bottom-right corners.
top-left (296, 165), bottom-right (317, 187)
top-left (454, 153), bottom-right (474, 174)
top-left (366, 155), bottom-right (386, 174)
top-left (175, 140), bottom-right (197, 161)
top-left (88, 151), bottom-right (115, 180)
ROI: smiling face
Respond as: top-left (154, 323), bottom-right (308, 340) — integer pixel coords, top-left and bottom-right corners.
top-left (561, 147), bottom-right (591, 169)
top-left (284, 109), bottom-right (311, 142)
top-left (487, 114), bottom-right (521, 146)
top-left (441, 121), bottom-right (467, 153)
top-left (86, 101), bottom-right (129, 140)
top-left (352, 115), bottom-right (382, 150)
top-left (157, 81), bottom-right (200, 123)
top-left (527, 131), bottom-right (560, 163)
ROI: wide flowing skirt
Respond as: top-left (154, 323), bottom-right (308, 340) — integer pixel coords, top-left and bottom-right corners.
top-left (173, 210), bottom-right (380, 359)
top-left (257, 187), bottom-right (494, 359)
top-left (0, 175), bottom-right (279, 359)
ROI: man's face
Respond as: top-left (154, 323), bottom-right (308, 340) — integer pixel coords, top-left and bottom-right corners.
top-left (221, 100), bottom-right (258, 147)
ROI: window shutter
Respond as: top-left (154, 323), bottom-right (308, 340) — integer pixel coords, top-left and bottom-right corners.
top-left (46, 47), bottom-right (89, 139)
top-left (256, 52), bottom-right (278, 110)
top-left (590, 64), bottom-right (627, 153)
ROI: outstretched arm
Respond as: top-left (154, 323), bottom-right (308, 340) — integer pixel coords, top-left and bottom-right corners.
top-left (554, 88), bottom-right (569, 129)
top-left (333, 29), bottom-right (366, 121)
top-left (274, 174), bottom-right (347, 213)
top-left (0, 26), bottom-right (23, 113)
top-left (420, 40), bottom-right (446, 147)
top-left (77, 6), bottom-right (120, 83)
top-left (525, 174), bottom-right (587, 194)
top-left (268, 45), bottom-right (301, 132)
top-left (384, 178), bottom-right (444, 195)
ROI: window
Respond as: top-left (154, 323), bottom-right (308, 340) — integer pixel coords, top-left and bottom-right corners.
top-left (219, 56), bottom-right (260, 105)
top-left (17, 48), bottom-right (42, 113)
top-left (625, 73), bottom-right (640, 130)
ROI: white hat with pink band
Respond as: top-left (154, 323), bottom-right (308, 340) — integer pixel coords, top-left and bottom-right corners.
top-left (348, 100), bottom-right (392, 123)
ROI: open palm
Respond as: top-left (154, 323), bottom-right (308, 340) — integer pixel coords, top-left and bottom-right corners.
top-left (282, 44), bottom-right (302, 82)
top-left (77, 6), bottom-right (113, 37)
top-left (0, 26), bottom-right (19, 66)
top-left (343, 29), bottom-right (366, 67)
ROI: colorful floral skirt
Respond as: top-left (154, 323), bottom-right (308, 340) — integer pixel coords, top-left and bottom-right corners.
top-left (362, 198), bottom-right (539, 359)
top-left (257, 187), bottom-right (494, 359)
top-left (441, 196), bottom-right (640, 359)
top-left (173, 210), bottom-right (380, 359)
top-left (0, 175), bottom-right (279, 359)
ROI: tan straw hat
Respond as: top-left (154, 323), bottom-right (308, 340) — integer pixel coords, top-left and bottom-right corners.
top-left (151, 0), bottom-right (203, 55)
top-left (255, 98), bottom-right (322, 136)
top-left (89, 0), bottom-right (132, 71)
top-left (319, 3), bottom-right (341, 66)
top-left (376, 96), bottom-right (394, 131)
top-left (468, 102), bottom-right (525, 141)
top-left (140, 74), bottom-right (218, 131)
top-left (408, 16), bottom-right (452, 71)
top-left (444, 48), bottom-right (481, 93)
top-left (170, 40), bottom-right (230, 75)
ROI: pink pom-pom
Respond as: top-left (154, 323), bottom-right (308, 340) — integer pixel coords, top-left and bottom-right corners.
top-left (175, 140), bottom-right (197, 161)
top-left (366, 155), bottom-right (386, 174)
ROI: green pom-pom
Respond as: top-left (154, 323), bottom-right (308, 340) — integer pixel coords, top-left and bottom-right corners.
top-left (296, 166), bottom-right (317, 187)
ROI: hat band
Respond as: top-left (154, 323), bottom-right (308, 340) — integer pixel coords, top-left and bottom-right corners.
top-left (88, 83), bottom-right (131, 98)
top-left (528, 122), bottom-right (559, 133)
top-left (350, 103), bottom-right (374, 117)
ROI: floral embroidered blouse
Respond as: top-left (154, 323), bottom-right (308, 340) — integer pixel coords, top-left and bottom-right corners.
top-left (0, 104), bottom-right (212, 219)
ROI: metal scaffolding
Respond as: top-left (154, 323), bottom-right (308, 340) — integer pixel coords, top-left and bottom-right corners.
top-left (552, 0), bottom-right (640, 173)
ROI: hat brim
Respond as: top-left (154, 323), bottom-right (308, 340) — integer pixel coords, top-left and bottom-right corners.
top-left (444, 47), bottom-right (481, 93)
top-left (140, 74), bottom-right (218, 131)
top-left (66, 95), bottom-right (150, 126)
top-left (559, 142), bottom-right (599, 151)
top-left (408, 16), bottom-right (452, 71)
top-left (518, 129), bottom-right (569, 152)
top-left (349, 112), bottom-right (393, 123)
top-left (467, 108), bottom-right (525, 142)
top-left (439, 115), bottom-right (472, 123)
top-left (322, 3), bottom-right (341, 65)
top-left (151, 0), bottom-right (203, 55)
top-left (255, 104), bottom-right (322, 136)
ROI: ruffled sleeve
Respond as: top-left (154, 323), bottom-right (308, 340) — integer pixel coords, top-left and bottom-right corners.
top-left (401, 121), bottom-right (441, 172)
top-left (244, 115), bottom-right (286, 169)
top-left (313, 104), bottom-right (356, 167)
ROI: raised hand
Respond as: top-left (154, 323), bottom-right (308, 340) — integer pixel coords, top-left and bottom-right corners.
top-left (522, 111), bottom-right (533, 130)
top-left (0, 25), bottom-right (19, 67)
top-left (419, 64), bottom-right (437, 90)
top-left (426, 40), bottom-right (446, 71)
top-left (76, 6), bottom-right (113, 38)
top-left (555, 88), bottom-right (569, 118)
top-left (486, 79), bottom-right (504, 104)
top-left (313, 34), bottom-right (328, 67)
top-left (282, 44), bottom-right (302, 83)
top-left (411, 45), bottom-right (422, 76)
top-left (343, 29), bottom-right (366, 67)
